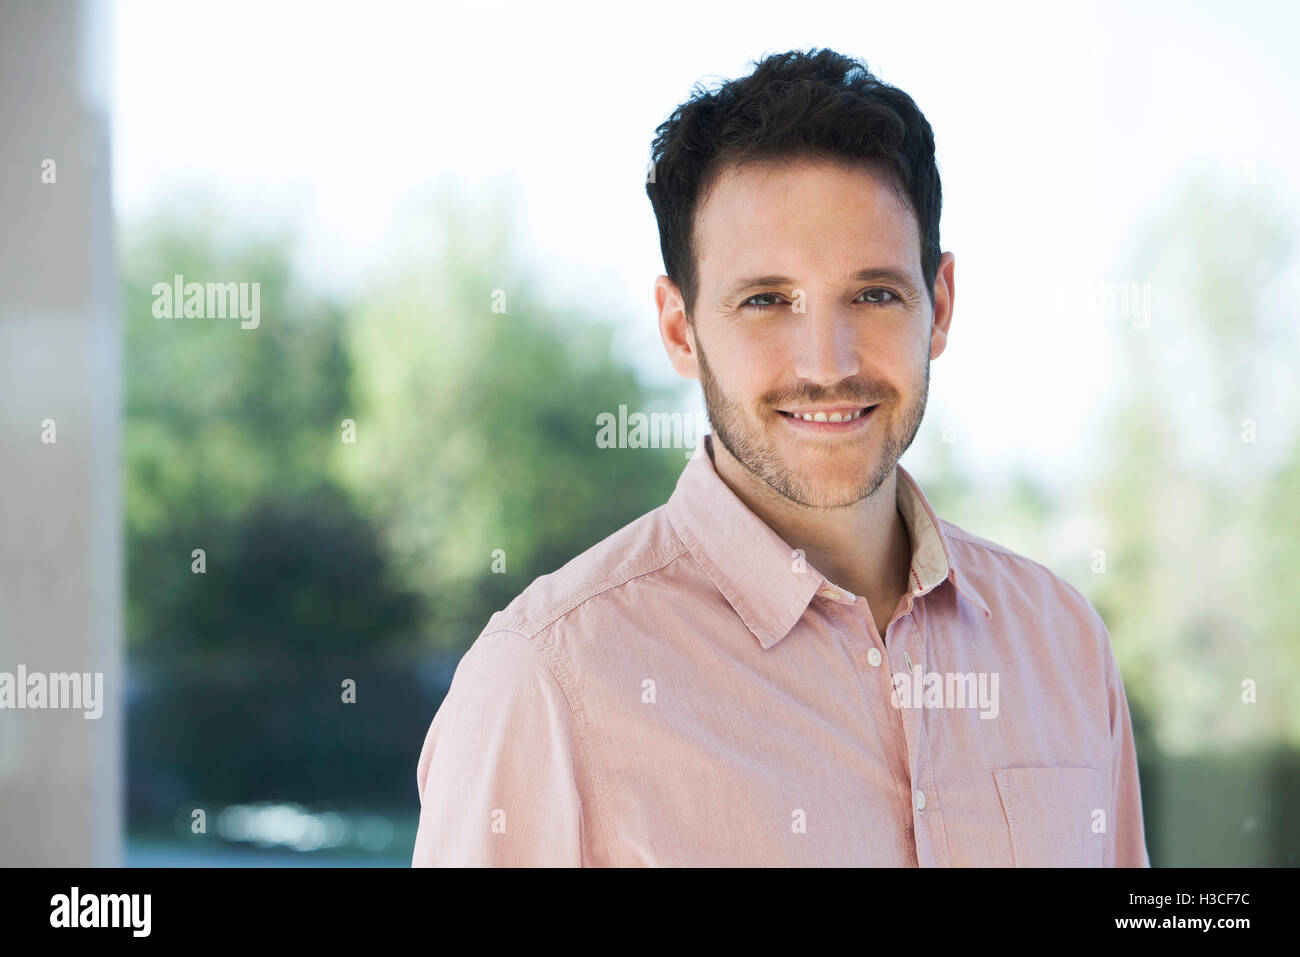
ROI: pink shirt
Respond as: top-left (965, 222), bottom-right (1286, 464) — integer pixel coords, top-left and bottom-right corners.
top-left (413, 433), bottom-right (1150, 867)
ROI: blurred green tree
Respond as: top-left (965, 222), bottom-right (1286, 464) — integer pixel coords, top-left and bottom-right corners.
top-left (331, 190), bottom-right (691, 651)
top-left (122, 209), bottom-right (422, 658)
top-left (121, 193), bottom-right (691, 819)
top-left (1089, 169), bottom-right (1300, 755)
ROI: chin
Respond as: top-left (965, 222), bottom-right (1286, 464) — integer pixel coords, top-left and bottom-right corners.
top-left (789, 481), bottom-right (872, 510)
top-left (784, 440), bottom-right (874, 464)
top-left (786, 455), bottom-right (871, 483)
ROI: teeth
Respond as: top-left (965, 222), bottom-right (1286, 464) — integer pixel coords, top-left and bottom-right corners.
top-left (793, 408), bottom-right (867, 422)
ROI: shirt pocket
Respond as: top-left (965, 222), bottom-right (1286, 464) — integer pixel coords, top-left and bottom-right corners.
top-left (993, 766), bottom-right (1104, 867)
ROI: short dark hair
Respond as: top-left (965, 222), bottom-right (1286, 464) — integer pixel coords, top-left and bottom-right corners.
top-left (646, 47), bottom-right (943, 321)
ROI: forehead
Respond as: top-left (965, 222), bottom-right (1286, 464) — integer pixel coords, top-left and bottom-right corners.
top-left (694, 156), bottom-right (921, 287)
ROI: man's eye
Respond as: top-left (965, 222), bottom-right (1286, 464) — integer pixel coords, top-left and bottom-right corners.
top-left (741, 288), bottom-right (902, 310)
top-left (859, 287), bottom-right (900, 305)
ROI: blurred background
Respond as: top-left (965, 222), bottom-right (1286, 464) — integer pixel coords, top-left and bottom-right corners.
top-left (1, 0), bottom-right (1297, 866)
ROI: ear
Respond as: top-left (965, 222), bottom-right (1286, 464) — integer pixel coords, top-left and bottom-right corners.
top-left (656, 275), bottom-right (699, 380)
top-left (929, 251), bottom-right (955, 360)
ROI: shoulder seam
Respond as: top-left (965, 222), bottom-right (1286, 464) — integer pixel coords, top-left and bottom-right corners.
top-left (497, 541), bottom-right (690, 641)
top-left (479, 628), bottom-right (619, 866)
top-left (941, 521), bottom-right (1034, 563)
top-left (943, 521), bottom-right (1081, 582)
top-left (942, 520), bottom-right (1104, 615)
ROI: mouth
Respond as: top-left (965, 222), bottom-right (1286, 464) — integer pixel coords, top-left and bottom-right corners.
top-left (776, 404), bottom-right (878, 431)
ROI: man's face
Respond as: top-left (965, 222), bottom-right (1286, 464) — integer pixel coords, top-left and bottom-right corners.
top-left (661, 156), bottom-right (952, 509)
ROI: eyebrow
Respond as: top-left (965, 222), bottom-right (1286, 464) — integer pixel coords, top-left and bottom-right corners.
top-left (721, 267), bottom-right (920, 304)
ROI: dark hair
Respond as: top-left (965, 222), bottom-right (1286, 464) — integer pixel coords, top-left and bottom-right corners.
top-left (646, 48), bottom-right (942, 321)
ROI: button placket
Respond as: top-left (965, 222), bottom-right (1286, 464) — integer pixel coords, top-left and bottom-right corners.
top-left (905, 606), bottom-right (950, 867)
top-left (840, 596), bottom-right (915, 852)
top-left (885, 606), bottom-right (943, 863)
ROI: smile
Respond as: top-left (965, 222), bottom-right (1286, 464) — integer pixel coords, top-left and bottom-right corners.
top-left (776, 404), bottom-right (877, 429)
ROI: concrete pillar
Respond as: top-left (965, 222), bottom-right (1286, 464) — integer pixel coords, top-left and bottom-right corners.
top-left (0, 0), bottom-right (122, 866)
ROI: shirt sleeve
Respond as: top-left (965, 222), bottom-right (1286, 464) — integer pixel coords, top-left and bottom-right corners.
top-left (411, 629), bottom-right (587, 866)
top-left (1101, 624), bottom-right (1152, 867)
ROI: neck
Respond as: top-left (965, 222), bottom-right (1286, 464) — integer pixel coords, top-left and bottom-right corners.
top-left (709, 436), bottom-right (913, 620)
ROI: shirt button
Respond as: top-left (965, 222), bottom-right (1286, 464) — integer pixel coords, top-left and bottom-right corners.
top-left (915, 790), bottom-right (926, 812)
top-left (818, 588), bottom-right (837, 599)
top-left (867, 647), bottom-right (882, 667)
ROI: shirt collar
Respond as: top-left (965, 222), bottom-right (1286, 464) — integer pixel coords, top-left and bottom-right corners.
top-left (666, 433), bottom-right (992, 649)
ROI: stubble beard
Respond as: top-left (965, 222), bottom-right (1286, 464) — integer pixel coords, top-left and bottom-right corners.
top-left (694, 329), bottom-right (930, 510)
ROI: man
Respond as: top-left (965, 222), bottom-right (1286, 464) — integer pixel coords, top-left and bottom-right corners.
top-left (412, 47), bottom-right (1150, 867)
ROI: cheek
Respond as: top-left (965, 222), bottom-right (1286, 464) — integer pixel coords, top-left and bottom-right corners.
top-left (870, 326), bottom-right (928, 372)
top-left (718, 336), bottom-right (784, 391)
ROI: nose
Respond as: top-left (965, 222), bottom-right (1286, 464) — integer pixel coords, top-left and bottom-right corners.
top-left (790, 301), bottom-right (860, 386)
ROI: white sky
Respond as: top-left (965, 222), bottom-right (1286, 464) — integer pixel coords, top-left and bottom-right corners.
top-left (111, 0), bottom-right (1300, 488)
